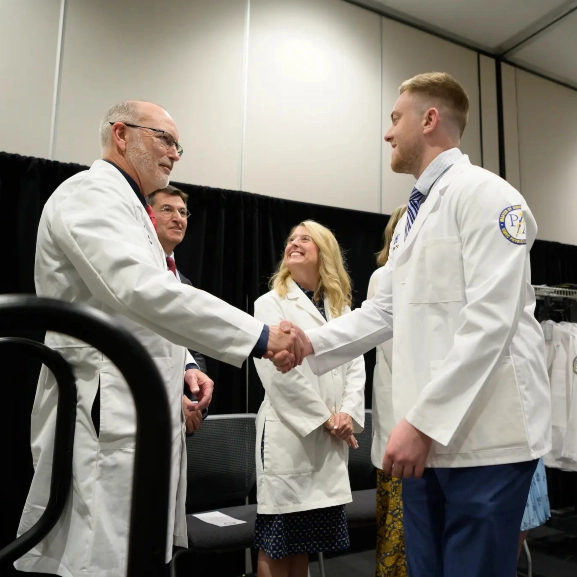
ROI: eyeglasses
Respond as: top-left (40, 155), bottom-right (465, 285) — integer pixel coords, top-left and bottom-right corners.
top-left (109, 121), bottom-right (184, 157)
top-left (157, 205), bottom-right (191, 219)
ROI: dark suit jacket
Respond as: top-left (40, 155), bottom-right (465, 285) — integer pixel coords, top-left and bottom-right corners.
top-left (178, 270), bottom-right (209, 432)
top-left (178, 271), bottom-right (207, 374)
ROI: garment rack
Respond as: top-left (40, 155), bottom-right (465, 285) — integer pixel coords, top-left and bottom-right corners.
top-left (533, 286), bottom-right (577, 300)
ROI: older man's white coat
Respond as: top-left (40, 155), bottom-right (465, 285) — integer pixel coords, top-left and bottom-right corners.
top-left (15, 160), bottom-right (264, 577)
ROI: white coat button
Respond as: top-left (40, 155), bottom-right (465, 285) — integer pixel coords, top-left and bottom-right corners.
top-left (332, 369), bottom-right (338, 376)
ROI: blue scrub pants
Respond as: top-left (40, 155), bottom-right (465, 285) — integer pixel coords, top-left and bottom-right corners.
top-left (402, 460), bottom-right (537, 577)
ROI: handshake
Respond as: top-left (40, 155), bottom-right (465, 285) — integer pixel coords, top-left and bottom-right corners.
top-left (264, 320), bottom-right (313, 372)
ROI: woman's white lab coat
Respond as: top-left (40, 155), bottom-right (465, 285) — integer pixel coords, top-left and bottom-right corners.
top-left (367, 267), bottom-right (394, 470)
top-left (253, 279), bottom-right (365, 514)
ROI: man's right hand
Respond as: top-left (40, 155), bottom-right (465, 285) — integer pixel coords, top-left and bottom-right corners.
top-left (264, 320), bottom-right (312, 373)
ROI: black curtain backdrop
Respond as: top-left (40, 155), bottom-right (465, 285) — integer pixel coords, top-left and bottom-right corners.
top-left (3, 150), bottom-right (577, 564)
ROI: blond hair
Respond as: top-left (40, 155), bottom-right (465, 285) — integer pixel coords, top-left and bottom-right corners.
top-left (376, 205), bottom-right (408, 267)
top-left (399, 72), bottom-right (469, 137)
top-left (270, 220), bottom-right (352, 319)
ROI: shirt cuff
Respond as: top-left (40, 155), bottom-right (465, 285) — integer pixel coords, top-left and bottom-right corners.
top-left (185, 363), bottom-right (200, 371)
top-left (251, 325), bottom-right (269, 359)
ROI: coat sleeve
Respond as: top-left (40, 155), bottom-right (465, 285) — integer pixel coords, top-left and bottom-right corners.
top-left (366, 269), bottom-right (380, 300)
top-left (306, 261), bottom-right (394, 376)
top-left (253, 294), bottom-right (332, 437)
top-left (190, 351), bottom-right (208, 374)
top-left (405, 175), bottom-right (537, 446)
top-left (338, 343), bottom-right (366, 433)
top-left (50, 175), bottom-right (263, 367)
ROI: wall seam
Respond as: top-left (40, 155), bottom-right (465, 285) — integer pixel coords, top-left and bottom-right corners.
top-left (514, 67), bottom-right (523, 193)
top-left (239, 0), bottom-right (251, 191)
top-left (477, 53), bottom-right (484, 168)
top-left (378, 15), bottom-right (383, 214)
top-left (49, 0), bottom-right (67, 160)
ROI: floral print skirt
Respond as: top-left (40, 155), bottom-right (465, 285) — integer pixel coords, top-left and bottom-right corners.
top-left (376, 470), bottom-right (408, 577)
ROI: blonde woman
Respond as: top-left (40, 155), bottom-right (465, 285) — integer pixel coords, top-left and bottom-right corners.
top-left (368, 205), bottom-right (408, 577)
top-left (253, 220), bottom-right (365, 577)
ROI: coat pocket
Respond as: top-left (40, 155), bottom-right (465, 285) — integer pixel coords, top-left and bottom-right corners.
top-left (98, 360), bottom-right (137, 448)
top-left (432, 357), bottom-right (528, 454)
top-left (408, 236), bottom-right (463, 303)
top-left (263, 416), bottom-right (315, 474)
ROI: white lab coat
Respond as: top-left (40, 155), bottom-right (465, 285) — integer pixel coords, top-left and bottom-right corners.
top-left (367, 268), bottom-right (394, 470)
top-left (542, 320), bottom-right (577, 471)
top-left (307, 155), bottom-right (551, 468)
top-left (253, 280), bottom-right (365, 514)
top-left (15, 160), bottom-right (264, 577)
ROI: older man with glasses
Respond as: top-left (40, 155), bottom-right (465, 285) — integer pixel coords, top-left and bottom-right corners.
top-left (14, 100), bottom-right (303, 577)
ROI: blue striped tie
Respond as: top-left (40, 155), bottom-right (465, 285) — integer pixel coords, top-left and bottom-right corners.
top-left (405, 187), bottom-right (426, 239)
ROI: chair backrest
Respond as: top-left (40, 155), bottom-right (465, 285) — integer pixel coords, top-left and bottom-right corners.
top-left (185, 413), bottom-right (257, 513)
top-left (348, 409), bottom-right (377, 491)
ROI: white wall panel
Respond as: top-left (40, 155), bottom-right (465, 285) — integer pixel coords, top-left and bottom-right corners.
top-left (515, 70), bottom-right (577, 244)
top-left (380, 18), bottom-right (482, 215)
top-left (55, 0), bottom-right (246, 189)
top-left (0, 0), bottom-right (61, 158)
top-left (242, 0), bottom-right (382, 212)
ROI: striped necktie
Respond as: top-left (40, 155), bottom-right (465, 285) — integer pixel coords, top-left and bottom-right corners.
top-left (405, 187), bottom-right (426, 239)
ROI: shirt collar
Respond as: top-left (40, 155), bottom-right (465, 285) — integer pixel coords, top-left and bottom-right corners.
top-left (415, 147), bottom-right (463, 196)
top-left (103, 159), bottom-right (147, 207)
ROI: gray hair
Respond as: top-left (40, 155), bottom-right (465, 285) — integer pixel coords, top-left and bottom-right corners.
top-left (99, 101), bottom-right (142, 152)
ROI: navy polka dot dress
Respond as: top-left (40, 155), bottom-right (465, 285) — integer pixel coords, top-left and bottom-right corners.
top-left (254, 284), bottom-right (350, 560)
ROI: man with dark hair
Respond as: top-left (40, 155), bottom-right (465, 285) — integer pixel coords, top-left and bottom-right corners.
top-left (147, 185), bottom-right (208, 433)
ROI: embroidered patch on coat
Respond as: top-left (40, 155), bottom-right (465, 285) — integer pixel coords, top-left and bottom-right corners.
top-left (499, 205), bottom-right (526, 245)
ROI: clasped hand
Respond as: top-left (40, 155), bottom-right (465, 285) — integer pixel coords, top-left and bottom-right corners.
top-left (324, 412), bottom-right (358, 449)
top-left (263, 320), bottom-right (312, 372)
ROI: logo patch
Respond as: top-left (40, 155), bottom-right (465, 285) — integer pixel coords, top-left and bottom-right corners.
top-left (392, 233), bottom-right (400, 251)
top-left (499, 205), bottom-right (526, 245)
top-left (573, 356), bottom-right (577, 375)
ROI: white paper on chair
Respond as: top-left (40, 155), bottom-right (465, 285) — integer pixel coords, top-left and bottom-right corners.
top-left (192, 511), bottom-right (247, 527)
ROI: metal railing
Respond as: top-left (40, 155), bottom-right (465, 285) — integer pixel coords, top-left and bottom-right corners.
top-left (0, 295), bottom-right (172, 577)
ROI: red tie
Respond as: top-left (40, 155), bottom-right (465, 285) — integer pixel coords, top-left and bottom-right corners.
top-left (145, 204), bottom-right (157, 230)
top-left (166, 256), bottom-right (177, 276)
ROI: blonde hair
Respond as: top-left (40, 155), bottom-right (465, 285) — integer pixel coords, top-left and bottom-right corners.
top-left (399, 72), bottom-right (469, 137)
top-left (270, 220), bottom-right (352, 319)
top-left (376, 205), bottom-right (408, 267)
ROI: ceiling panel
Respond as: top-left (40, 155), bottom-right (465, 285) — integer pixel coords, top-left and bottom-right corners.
top-left (511, 10), bottom-right (577, 87)
top-left (359, 0), bottom-right (569, 49)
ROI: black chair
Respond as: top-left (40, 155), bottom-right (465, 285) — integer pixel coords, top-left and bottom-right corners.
top-left (183, 414), bottom-right (258, 555)
top-left (346, 409), bottom-right (377, 528)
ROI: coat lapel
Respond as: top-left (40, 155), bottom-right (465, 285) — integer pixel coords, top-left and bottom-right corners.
top-left (286, 279), bottom-right (326, 325)
top-left (93, 161), bottom-right (166, 268)
top-left (396, 156), bottom-right (471, 260)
